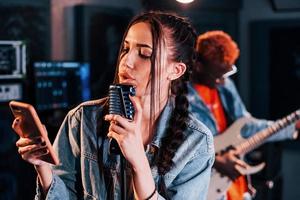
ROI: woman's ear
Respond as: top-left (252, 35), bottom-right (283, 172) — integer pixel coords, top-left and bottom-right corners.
top-left (168, 62), bottom-right (186, 80)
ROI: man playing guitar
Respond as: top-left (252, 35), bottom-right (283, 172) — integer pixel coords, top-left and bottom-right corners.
top-left (187, 30), bottom-right (300, 200)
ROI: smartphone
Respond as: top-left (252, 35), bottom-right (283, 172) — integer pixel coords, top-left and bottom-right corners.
top-left (9, 101), bottom-right (59, 165)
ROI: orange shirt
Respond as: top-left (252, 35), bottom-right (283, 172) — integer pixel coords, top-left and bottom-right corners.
top-left (227, 176), bottom-right (248, 200)
top-left (194, 84), bottom-right (227, 133)
top-left (194, 84), bottom-right (247, 200)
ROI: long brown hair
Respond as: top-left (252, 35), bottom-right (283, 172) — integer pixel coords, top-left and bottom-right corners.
top-left (114, 11), bottom-right (197, 175)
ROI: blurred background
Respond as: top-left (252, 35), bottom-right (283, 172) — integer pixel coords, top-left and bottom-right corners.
top-left (0, 0), bottom-right (299, 199)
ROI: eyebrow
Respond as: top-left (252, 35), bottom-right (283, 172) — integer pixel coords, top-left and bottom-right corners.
top-left (124, 40), bottom-right (152, 49)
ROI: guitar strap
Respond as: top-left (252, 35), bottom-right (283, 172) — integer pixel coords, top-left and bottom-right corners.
top-left (246, 174), bottom-right (257, 198)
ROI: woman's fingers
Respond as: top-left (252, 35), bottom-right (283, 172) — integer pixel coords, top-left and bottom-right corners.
top-left (16, 136), bottom-right (44, 148)
top-left (12, 121), bottom-right (50, 166)
top-left (129, 95), bottom-right (142, 121)
top-left (18, 142), bottom-right (49, 163)
top-left (107, 131), bottom-right (124, 144)
top-left (105, 114), bottom-right (131, 129)
top-left (105, 114), bottom-right (124, 123)
top-left (16, 135), bottom-right (48, 163)
top-left (109, 122), bottom-right (127, 136)
top-left (22, 146), bottom-right (49, 160)
top-left (104, 96), bottom-right (142, 131)
top-left (18, 141), bottom-right (46, 155)
top-left (12, 117), bottom-right (23, 137)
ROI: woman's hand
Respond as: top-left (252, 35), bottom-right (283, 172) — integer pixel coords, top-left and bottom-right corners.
top-left (214, 149), bottom-right (250, 181)
top-left (12, 118), bottom-right (53, 193)
top-left (104, 96), bottom-right (146, 169)
top-left (105, 96), bottom-right (157, 199)
top-left (12, 118), bottom-right (50, 166)
top-left (16, 137), bottom-right (49, 166)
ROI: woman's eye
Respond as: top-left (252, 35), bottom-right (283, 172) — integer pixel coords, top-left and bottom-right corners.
top-left (139, 54), bottom-right (151, 59)
top-left (121, 47), bottom-right (129, 53)
top-left (139, 48), bottom-right (152, 59)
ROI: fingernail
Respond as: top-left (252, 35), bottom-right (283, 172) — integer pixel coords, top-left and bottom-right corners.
top-left (37, 138), bottom-right (42, 143)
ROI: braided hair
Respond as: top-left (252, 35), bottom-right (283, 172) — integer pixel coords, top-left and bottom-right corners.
top-left (155, 13), bottom-right (197, 175)
top-left (114, 11), bottom-right (197, 175)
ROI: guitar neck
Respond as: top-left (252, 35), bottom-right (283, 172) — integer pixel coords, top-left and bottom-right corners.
top-left (236, 109), bottom-right (300, 154)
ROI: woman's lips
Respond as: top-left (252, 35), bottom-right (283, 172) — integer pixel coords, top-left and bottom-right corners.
top-left (119, 72), bottom-right (136, 86)
top-left (119, 79), bottom-right (136, 86)
top-left (119, 71), bottom-right (134, 79)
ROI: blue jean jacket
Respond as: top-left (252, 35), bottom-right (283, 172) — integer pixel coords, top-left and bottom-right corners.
top-left (187, 78), bottom-right (296, 141)
top-left (35, 97), bottom-right (215, 200)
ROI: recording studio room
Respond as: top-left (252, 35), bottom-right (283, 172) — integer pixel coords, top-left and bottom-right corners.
top-left (0, 0), bottom-right (300, 200)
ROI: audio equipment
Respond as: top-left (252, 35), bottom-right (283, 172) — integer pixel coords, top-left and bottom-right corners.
top-left (108, 84), bottom-right (135, 154)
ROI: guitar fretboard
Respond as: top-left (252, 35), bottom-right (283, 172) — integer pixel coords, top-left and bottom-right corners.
top-left (236, 109), bottom-right (300, 154)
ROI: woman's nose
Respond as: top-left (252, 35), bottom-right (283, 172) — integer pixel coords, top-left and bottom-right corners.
top-left (124, 50), bottom-right (135, 69)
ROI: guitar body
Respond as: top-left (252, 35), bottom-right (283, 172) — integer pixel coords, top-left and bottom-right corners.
top-left (207, 110), bottom-right (299, 200)
top-left (214, 117), bottom-right (253, 153)
top-left (208, 117), bottom-right (265, 200)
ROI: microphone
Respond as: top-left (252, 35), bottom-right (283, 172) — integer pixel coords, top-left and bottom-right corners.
top-left (108, 84), bottom-right (135, 154)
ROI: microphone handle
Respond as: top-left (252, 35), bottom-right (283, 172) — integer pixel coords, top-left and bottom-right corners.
top-left (108, 84), bottom-right (135, 155)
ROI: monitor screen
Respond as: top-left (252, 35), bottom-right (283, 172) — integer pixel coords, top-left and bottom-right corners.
top-left (34, 61), bottom-right (90, 110)
top-left (0, 41), bottom-right (26, 79)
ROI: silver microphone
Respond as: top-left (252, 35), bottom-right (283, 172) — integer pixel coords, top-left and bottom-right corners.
top-left (108, 84), bottom-right (135, 154)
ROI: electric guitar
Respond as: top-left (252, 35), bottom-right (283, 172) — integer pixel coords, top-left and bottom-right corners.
top-left (208, 109), bottom-right (300, 200)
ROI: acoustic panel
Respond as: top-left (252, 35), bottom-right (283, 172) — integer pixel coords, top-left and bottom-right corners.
top-left (74, 5), bottom-right (133, 99)
top-left (271, 0), bottom-right (300, 11)
top-left (0, 4), bottom-right (51, 63)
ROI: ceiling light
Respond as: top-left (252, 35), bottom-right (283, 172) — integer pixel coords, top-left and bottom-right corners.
top-left (176, 0), bottom-right (194, 4)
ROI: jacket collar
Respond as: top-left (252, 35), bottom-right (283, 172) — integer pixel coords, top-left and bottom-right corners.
top-left (151, 97), bottom-right (174, 148)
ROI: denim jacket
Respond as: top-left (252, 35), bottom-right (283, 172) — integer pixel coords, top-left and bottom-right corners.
top-left (35, 97), bottom-right (215, 200)
top-left (187, 78), bottom-right (296, 143)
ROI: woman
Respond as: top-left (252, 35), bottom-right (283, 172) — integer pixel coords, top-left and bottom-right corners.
top-left (13, 11), bottom-right (214, 199)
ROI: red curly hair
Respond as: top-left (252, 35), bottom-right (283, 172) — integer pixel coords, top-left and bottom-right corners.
top-left (196, 30), bottom-right (240, 66)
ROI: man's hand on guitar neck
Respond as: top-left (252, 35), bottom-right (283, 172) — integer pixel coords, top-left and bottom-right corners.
top-left (214, 148), bottom-right (251, 181)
